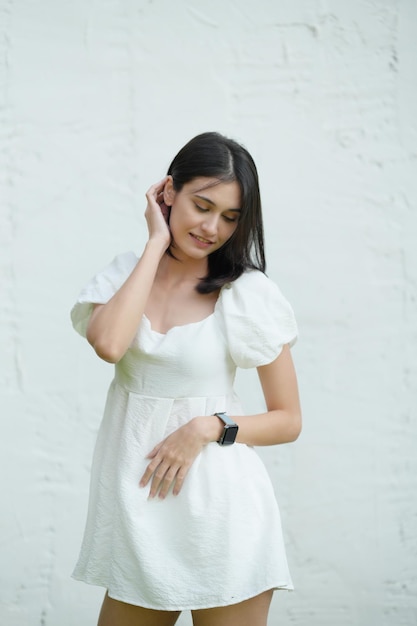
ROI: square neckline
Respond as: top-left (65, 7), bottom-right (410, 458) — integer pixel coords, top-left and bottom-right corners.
top-left (142, 284), bottom-right (228, 336)
top-left (142, 311), bottom-right (217, 336)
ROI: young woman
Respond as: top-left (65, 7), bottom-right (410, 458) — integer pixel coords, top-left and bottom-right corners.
top-left (71, 132), bottom-right (301, 626)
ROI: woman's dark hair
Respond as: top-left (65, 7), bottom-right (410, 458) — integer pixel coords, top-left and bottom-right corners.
top-left (167, 132), bottom-right (266, 294)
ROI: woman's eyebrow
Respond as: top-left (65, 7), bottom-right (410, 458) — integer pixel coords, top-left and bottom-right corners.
top-left (194, 194), bottom-right (216, 206)
top-left (194, 194), bottom-right (241, 211)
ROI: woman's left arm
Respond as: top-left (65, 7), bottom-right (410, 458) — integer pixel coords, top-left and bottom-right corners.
top-left (140, 345), bottom-right (301, 498)
top-left (233, 344), bottom-right (302, 446)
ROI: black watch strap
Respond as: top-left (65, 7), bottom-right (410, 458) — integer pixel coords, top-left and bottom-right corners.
top-left (214, 412), bottom-right (239, 446)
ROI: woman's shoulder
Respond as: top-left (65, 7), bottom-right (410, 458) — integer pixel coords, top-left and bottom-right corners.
top-left (219, 270), bottom-right (297, 368)
top-left (228, 268), bottom-right (273, 287)
top-left (106, 250), bottom-right (139, 274)
top-left (217, 269), bottom-right (297, 368)
top-left (220, 268), bottom-right (288, 304)
top-left (70, 251), bottom-right (138, 337)
top-left (88, 251), bottom-right (139, 287)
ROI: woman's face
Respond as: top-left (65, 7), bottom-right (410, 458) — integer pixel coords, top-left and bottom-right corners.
top-left (165, 177), bottom-right (241, 260)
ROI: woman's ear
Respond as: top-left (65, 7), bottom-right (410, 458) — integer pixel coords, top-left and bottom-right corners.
top-left (163, 176), bottom-right (175, 207)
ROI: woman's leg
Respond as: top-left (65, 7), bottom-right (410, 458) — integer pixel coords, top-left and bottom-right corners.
top-left (191, 590), bottom-right (273, 626)
top-left (97, 592), bottom-right (181, 626)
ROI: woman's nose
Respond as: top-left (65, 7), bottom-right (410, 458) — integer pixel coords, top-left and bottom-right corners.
top-left (201, 214), bottom-right (219, 235)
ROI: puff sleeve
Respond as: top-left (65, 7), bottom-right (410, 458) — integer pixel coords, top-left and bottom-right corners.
top-left (70, 251), bottom-right (138, 337)
top-left (218, 270), bottom-right (298, 369)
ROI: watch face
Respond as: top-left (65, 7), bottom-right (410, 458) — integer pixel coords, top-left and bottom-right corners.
top-left (221, 425), bottom-right (239, 445)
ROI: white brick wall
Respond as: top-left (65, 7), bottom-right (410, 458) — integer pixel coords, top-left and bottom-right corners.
top-left (1, 1), bottom-right (416, 624)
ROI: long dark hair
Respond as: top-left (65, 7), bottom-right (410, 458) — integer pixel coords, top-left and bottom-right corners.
top-left (167, 132), bottom-right (266, 294)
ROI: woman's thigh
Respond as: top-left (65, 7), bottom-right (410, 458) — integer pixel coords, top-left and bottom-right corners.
top-left (97, 592), bottom-right (181, 626)
top-left (191, 590), bottom-right (273, 626)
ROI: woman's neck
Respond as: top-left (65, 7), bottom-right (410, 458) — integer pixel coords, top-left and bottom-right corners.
top-left (156, 250), bottom-right (208, 288)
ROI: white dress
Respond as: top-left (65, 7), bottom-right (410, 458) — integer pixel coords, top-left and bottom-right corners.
top-left (71, 251), bottom-right (298, 611)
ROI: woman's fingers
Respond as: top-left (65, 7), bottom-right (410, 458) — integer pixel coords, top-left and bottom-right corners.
top-left (139, 454), bottom-right (160, 488)
top-left (146, 176), bottom-right (170, 205)
top-left (151, 464), bottom-right (182, 499)
top-left (139, 451), bottom-right (192, 499)
top-left (140, 457), bottom-right (188, 499)
top-left (139, 420), bottom-right (207, 499)
top-left (149, 461), bottom-right (172, 498)
top-left (144, 179), bottom-right (172, 244)
top-left (139, 449), bottom-right (174, 496)
top-left (172, 469), bottom-right (187, 496)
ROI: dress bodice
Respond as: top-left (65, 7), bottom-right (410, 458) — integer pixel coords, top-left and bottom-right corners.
top-left (114, 313), bottom-right (237, 398)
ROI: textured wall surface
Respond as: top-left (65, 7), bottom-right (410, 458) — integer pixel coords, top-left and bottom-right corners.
top-left (1, 1), bottom-right (416, 624)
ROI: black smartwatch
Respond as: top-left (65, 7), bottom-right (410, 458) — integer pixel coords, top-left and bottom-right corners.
top-left (214, 412), bottom-right (239, 446)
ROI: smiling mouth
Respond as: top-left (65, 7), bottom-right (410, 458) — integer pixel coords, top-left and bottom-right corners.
top-left (191, 233), bottom-right (214, 244)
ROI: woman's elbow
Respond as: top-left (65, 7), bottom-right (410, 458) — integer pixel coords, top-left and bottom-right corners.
top-left (87, 334), bottom-right (125, 364)
top-left (288, 412), bottom-right (302, 442)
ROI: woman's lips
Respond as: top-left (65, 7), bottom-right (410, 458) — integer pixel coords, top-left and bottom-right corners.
top-left (190, 233), bottom-right (214, 246)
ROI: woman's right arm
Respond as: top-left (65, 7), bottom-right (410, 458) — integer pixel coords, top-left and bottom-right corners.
top-left (86, 177), bottom-right (171, 363)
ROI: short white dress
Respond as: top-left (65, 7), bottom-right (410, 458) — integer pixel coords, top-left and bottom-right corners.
top-left (71, 251), bottom-right (298, 611)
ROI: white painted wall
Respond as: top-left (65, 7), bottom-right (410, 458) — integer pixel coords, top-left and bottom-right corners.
top-left (1, 1), bottom-right (416, 624)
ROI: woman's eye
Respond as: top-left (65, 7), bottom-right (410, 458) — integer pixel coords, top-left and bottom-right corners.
top-left (223, 215), bottom-right (238, 223)
top-left (195, 203), bottom-right (208, 213)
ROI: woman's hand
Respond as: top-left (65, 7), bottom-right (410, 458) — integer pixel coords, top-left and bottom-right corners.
top-left (139, 416), bottom-right (221, 499)
top-left (145, 176), bottom-right (172, 248)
